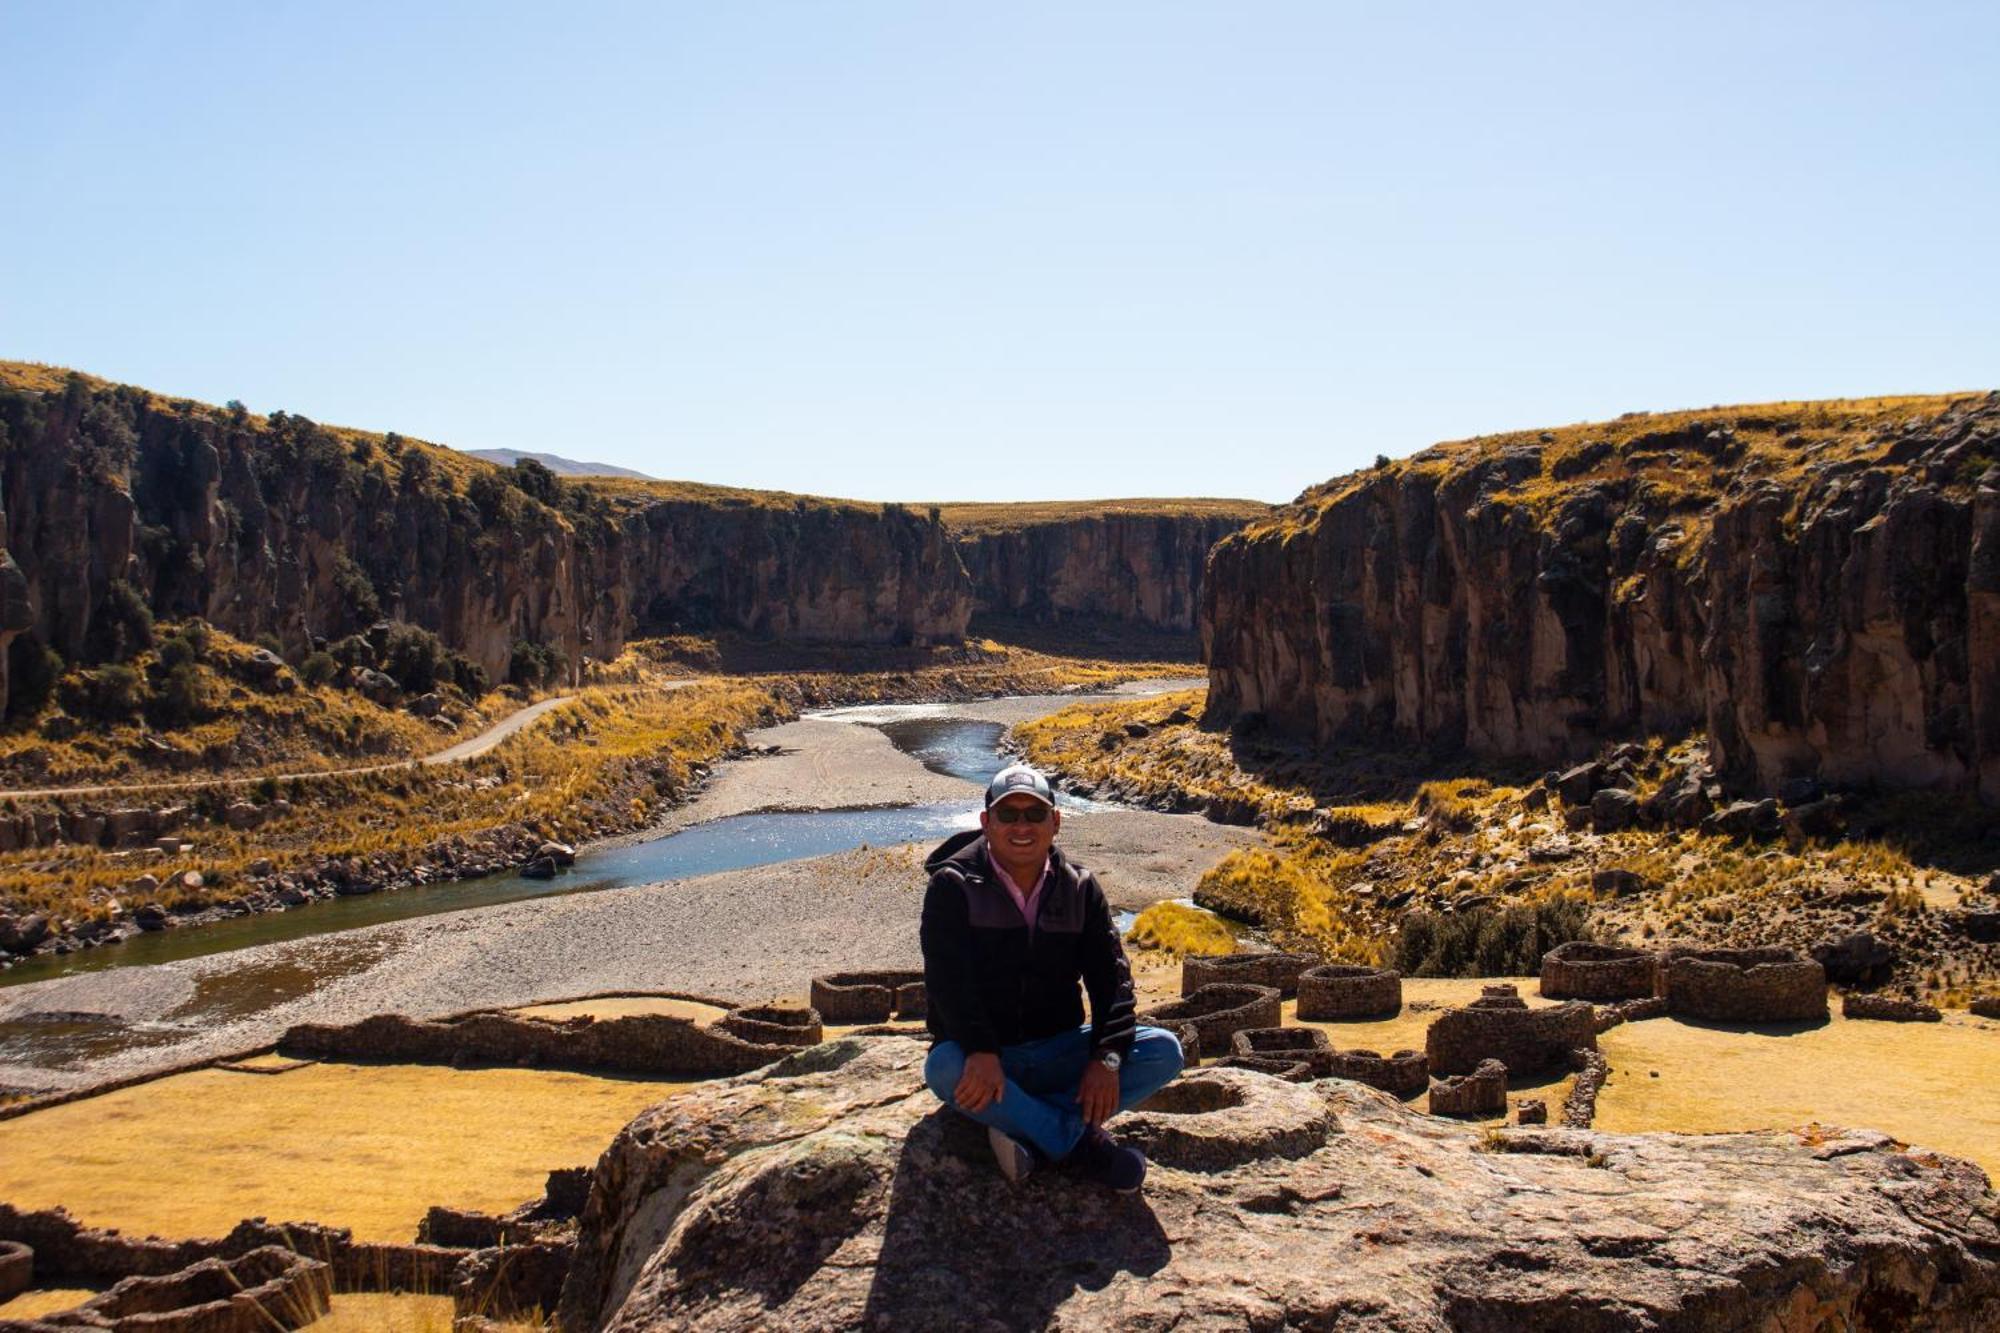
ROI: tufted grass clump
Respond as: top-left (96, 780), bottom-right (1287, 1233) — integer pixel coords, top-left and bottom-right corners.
top-left (1125, 900), bottom-right (1238, 957)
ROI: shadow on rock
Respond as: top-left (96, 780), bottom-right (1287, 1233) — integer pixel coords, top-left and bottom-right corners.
top-left (858, 1108), bottom-right (1170, 1330)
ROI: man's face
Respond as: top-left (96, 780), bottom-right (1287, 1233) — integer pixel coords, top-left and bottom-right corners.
top-left (981, 794), bottom-right (1059, 869)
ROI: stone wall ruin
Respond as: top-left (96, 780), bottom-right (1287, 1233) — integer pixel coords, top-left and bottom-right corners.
top-left (809, 972), bottom-right (927, 1024)
top-left (1539, 942), bottom-right (1659, 1002)
top-left (1663, 948), bottom-right (1827, 1024)
top-left (1181, 953), bottom-right (1311, 999)
top-left (1138, 984), bottom-right (1282, 1053)
top-left (1295, 965), bottom-right (1402, 1020)
top-left (1428, 1059), bottom-right (1507, 1117)
top-left (1423, 985), bottom-right (1597, 1076)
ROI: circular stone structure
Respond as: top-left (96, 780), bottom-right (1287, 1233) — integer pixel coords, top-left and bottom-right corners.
top-left (809, 971), bottom-right (926, 1024)
top-left (1323, 1048), bottom-right (1430, 1098)
top-left (1139, 983), bottom-right (1282, 1053)
top-left (718, 1004), bottom-right (825, 1047)
top-left (1214, 1055), bottom-right (1315, 1083)
top-left (1120, 1067), bottom-right (1334, 1169)
top-left (1424, 986), bottom-right (1597, 1076)
top-left (1296, 964), bottom-right (1402, 1020)
top-left (0, 1240), bottom-right (30, 1303)
top-left (1230, 1025), bottom-right (1333, 1073)
top-left (1181, 952), bottom-right (1313, 999)
top-left (1663, 948), bottom-right (1827, 1024)
top-left (1539, 942), bottom-right (1660, 1001)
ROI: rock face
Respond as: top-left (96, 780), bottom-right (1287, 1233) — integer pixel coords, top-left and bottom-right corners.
top-left (1204, 394), bottom-right (2000, 803)
top-left (949, 507), bottom-right (1265, 634)
top-left (558, 1036), bottom-right (2000, 1331)
top-left (0, 368), bottom-right (970, 712)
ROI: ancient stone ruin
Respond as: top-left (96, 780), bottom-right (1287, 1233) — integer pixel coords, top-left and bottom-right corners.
top-left (1663, 947), bottom-right (1827, 1024)
top-left (1427, 1058), bottom-right (1506, 1117)
top-left (0, 1240), bottom-right (29, 1303)
top-left (1842, 994), bottom-right (1943, 1023)
top-left (1538, 941), bottom-right (1659, 1001)
top-left (716, 1003), bottom-right (825, 1047)
top-left (1212, 1054), bottom-right (1313, 1082)
top-left (1423, 984), bottom-right (1597, 1076)
top-left (1181, 952), bottom-right (1311, 999)
top-left (279, 997), bottom-right (807, 1079)
top-left (1294, 964), bottom-right (1402, 1020)
top-left (809, 971), bottom-right (927, 1024)
top-left (1138, 983), bottom-right (1282, 1052)
top-left (1228, 1025), bottom-right (1332, 1070)
top-left (1322, 1048), bottom-right (1430, 1098)
top-left (33, 1247), bottom-right (328, 1333)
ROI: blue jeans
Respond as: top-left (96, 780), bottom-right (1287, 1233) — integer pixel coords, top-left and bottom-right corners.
top-left (923, 1024), bottom-right (1184, 1162)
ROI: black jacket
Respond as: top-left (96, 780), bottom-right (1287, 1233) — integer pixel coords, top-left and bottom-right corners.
top-left (919, 828), bottom-right (1137, 1058)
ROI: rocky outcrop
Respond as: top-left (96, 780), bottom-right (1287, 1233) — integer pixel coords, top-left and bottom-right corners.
top-left (0, 368), bottom-right (970, 713)
top-left (948, 506), bottom-right (1265, 634)
top-left (557, 1036), bottom-right (2000, 1331)
top-left (1204, 394), bottom-right (2000, 802)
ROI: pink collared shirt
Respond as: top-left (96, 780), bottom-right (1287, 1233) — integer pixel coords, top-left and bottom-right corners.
top-left (987, 850), bottom-right (1050, 937)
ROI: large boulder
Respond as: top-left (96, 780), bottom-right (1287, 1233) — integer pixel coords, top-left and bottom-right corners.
top-left (556, 1036), bottom-right (2000, 1332)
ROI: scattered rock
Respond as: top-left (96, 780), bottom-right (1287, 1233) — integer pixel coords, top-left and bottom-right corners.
top-left (1704, 798), bottom-right (1782, 839)
top-left (1589, 787), bottom-right (1639, 832)
top-left (133, 903), bottom-right (170, 932)
top-left (1514, 1098), bottom-right (1548, 1125)
top-left (1812, 932), bottom-right (1897, 987)
top-left (0, 912), bottom-right (51, 954)
top-left (1842, 994), bottom-right (1942, 1023)
top-left (536, 841), bottom-right (578, 868)
top-left (1590, 867), bottom-right (1654, 897)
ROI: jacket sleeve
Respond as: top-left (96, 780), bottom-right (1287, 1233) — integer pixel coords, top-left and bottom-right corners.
top-left (919, 870), bottom-right (1003, 1054)
top-left (1077, 871), bottom-right (1137, 1058)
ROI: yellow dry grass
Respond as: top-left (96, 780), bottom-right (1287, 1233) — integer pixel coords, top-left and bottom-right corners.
top-left (0, 623), bottom-right (497, 788)
top-left (931, 497), bottom-right (1270, 534)
top-left (510, 996), bottom-right (729, 1024)
top-left (308, 1293), bottom-right (459, 1333)
top-left (0, 1062), bottom-right (685, 1242)
top-left (1125, 901), bottom-right (1238, 957)
top-left (0, 1288), bottom-right (101, 1320)
top-left (1592, 1008), bottom-right (2000, 1180)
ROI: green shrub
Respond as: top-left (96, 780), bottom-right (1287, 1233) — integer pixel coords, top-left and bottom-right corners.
top-left (58, 664), bottom-right (144, 721)
top-left (146, 661), bottom-right (210, 729)
top-left (329, 634), bottom-right (375, 670)
top-left (508, 639), bottom-right (566, 688)
top-left (1394, 896), bottom-right (1594, 977)
top-left (5, 639), bottom-right (63, 723)
top-left (87, 578), bottom-right (154, 663)
top-left (299, 651), bottom-right (339, 687)
top-left (383, 621), bottom-right (452, 694)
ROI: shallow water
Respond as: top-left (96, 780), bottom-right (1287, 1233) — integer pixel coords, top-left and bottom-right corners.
top-left (0, 709), bottom-right (1063, 996)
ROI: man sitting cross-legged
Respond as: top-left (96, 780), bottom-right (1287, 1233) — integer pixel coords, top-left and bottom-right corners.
top-left (919, 763), bottom-right (1184, 1192)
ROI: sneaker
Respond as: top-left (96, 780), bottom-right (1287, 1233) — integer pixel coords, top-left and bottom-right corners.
top-left (1063, 1125), bottom-right (1148, 1194)
top-left (987, 1126), bottom-right (1039, 1184)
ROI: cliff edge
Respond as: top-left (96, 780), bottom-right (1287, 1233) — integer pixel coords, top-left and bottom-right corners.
top-left (1204, 393), bottom-right (2000, 802)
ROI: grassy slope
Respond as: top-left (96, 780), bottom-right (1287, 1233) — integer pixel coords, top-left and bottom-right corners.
top-left (1252, 391), bottom-right (1991, 543)
top-left (0, 624), bottom-right (499, 788)
top-left (932, 496), bottom-right (1271, 534)
top-left (1016, 688), bottom-right (1998, 1004)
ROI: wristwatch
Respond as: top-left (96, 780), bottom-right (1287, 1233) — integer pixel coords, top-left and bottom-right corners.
top-left (1097, 1050), bottom-right (1122, 1072)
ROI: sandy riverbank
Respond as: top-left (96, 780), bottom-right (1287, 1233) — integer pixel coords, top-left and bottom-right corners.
top-left (0, 681), bottom-right (1258, 1095)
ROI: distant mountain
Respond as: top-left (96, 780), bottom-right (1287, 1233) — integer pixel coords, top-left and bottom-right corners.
top-left (466, 448), bottom-right (654, 480)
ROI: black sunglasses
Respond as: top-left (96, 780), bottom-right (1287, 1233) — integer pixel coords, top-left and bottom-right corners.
top-left (990, 803), bottom-right (1051, 824)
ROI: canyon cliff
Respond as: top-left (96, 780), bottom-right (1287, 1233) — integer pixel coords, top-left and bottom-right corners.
top-left (1204, 393), bottom-right (2000, 803)
top-left (941, 500), bottom-right (1267, 636)
top-left (0, 366), bottom-right (971, 711)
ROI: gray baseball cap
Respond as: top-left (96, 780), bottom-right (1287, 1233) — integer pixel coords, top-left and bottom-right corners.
top-left (985, 763), bottom-right (1056, 809)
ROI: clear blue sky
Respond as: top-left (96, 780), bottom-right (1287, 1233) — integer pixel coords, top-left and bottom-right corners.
top-left (4, 3), bottom-right (1995, 503)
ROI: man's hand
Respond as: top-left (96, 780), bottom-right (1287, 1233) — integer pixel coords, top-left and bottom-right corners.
top-left (954, 1051), bottom-right (1005, 1113)
top-left (1078, 1058), bottom-right (1119, 1127)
